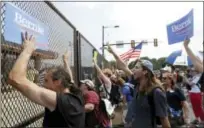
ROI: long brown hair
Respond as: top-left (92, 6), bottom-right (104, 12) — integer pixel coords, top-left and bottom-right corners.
top-left (47, 66), bottom-right (81, 95)
top-left (165, 72), bottom-right (176, 90)
top-left (142, 66), bottom-right (164, 93)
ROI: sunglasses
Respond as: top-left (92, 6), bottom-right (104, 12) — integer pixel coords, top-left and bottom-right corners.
top-left (162, 77), bottom-right (167, 80)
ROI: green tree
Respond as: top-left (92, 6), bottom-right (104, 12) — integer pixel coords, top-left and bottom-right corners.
top-left (151, 58), bottom-right (159, 70)
top-left (128, 60), bottom-right (136, 69)
top-left (140, 57), bottom-right (150, 61)
top-left (157, 57), bottom-right (167, 68)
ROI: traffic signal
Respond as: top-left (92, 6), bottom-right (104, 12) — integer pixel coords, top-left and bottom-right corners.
top-left (131, 40), bottom-right (135, 48)
top-left (154, 38), bottom-right (158, 47)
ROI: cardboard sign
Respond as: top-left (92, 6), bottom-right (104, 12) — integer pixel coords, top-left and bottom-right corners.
top-left (167, 9), bottom-right (194, 45)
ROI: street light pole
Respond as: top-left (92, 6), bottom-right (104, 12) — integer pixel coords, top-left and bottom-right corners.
top-left (101, 25), bottom-right (119, 69)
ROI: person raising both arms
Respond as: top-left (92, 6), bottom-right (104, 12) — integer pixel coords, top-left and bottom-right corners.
top-left (8, 32), bottom-right (85, 128)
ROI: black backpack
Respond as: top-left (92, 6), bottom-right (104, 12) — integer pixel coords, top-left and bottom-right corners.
top-left (103, 83), bottom-right (121, 105)
top-left (147, 87), bottom-right (162, 126)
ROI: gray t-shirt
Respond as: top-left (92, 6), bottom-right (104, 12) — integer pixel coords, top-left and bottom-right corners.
top-left (131, 88), bottom-right (168, 128)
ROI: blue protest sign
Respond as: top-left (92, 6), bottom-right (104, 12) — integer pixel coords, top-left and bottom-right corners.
top-left (4, 2), bottom-right (49, 50)
top-left (167, 9), bottom-right (194, 45)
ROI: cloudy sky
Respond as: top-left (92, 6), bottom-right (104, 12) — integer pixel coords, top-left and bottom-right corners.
top-left (52, 2), bottom-right (203, 60)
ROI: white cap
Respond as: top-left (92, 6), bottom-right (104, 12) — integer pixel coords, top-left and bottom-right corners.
top-left (161, 66), bottom-right (172, 73)
top-left (80, 79), bottom-right (95, 89)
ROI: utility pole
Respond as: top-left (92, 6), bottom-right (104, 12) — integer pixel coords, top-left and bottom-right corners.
top-left (101, 25), bottom-right (119, 69)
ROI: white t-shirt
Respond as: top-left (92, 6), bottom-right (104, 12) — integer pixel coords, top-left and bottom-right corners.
top-left (100, 84), bottom-right (112, 99)
top-left (189, 74), bottom-right (201, 93)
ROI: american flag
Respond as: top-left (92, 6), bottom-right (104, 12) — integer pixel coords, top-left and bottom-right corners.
top-left (120, 42), bottom-right (143, 61)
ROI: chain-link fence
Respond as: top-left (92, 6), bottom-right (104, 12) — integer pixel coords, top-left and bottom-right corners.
top-left (80, 34), bottom-right (95, 80)
top-left (79, 33), bottom-right (110, 81)
top-left (1, 1), bottom-right (78, 127)
top-left (1, 1), bottom-right (108, 127)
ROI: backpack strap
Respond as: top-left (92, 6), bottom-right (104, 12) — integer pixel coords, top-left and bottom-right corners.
top-left (100, 79), bottom-right (111, 99)
top-left (147, 87), bottom-right (161, 127)
top-left (102, 83), bottom-right (111, 98)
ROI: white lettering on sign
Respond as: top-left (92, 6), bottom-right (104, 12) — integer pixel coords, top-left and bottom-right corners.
top-left (14, 12), bottom-right (44, 35)
top-left (171, 18), bottom-right (191, 33)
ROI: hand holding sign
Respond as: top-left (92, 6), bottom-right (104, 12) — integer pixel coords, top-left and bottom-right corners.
top-left (4, 3), bottom-right (49, 51)
top-left (183, 36), bottom-right (190, 48)
top-left (22, 32), bottom-right (36, 54)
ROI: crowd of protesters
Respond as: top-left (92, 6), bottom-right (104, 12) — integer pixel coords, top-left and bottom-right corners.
top-left (7, 32), bottom-right (204, 128)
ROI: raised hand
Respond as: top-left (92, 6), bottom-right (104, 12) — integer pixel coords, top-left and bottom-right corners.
top-left (22, 32), bottom-right (36, 54)
top-left (63, 50), bottom-right (69, 61)
top-left (92, 58), bottom-right (96, 64)
top-left (107, 42), bottom-right (114, 54)
top-left (183, 36), bottom-right (190, 48)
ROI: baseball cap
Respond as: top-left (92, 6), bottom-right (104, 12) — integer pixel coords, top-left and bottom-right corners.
top-left (141, 60), bottom-right (154, 74)
top-left (80, 79), bottom-right (95, 89)
top-left (161, 66), bottom-right (172, 73)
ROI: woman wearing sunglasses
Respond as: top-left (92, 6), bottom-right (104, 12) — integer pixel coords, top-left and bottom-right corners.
top-left (162, 72), bottom-right (190, 128)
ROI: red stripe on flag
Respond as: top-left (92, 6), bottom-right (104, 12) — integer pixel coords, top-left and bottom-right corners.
top-left (120, 50), bottom-right (141, 60)
top-left (120, 49), bottom-right (134, 57)
top-left (122, 51), bottom-right (140, 56)
top-left (129, 54), bottom-right (140, 58)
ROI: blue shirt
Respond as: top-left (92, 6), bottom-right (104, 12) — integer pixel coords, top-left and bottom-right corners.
top-left (122, 83), bottom-right (133, 104)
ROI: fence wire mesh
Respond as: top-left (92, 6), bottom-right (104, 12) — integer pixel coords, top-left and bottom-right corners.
top-left (80, 35), bottom-right (95, 80)
top-left (79, 34), bottom-right (109, 80)
top-left (1, 1), bottom-right (76, 127)
top-left (79, 33), bottom-right (111, 90)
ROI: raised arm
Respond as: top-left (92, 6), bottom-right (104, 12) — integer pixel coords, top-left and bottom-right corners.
top-left (107, 43), bottom-right (133, 77)
top-left (8, 32), bottom-right (56, 111)
top-left (183, 38), bottom-right (203, 73)
top-left (63, 51), bottom-right (74, 83)
top-left (93, 58), bottom-right (111, 88)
